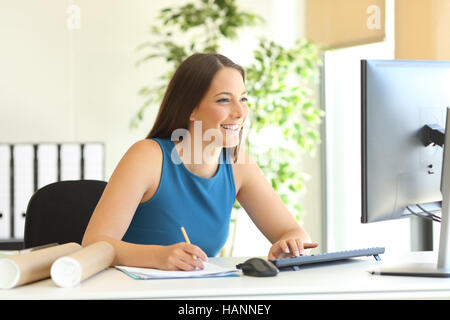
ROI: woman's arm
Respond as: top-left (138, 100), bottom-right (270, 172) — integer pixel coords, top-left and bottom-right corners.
top-left (82, 139), bottom-right (207, 270)
top-left (235, 151), bottom-right (318, 260)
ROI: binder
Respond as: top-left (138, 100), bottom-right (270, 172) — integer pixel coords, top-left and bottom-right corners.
top-left (60, 144), bottom-right (81, 181)
top-left (13, 144), bottom-right (34, 239)
top-left (1, 142), bottom-right (105, 242)
top-left (0, 145), bottom-right (11, 239)
top-left (83, 143), bottom-right (104, 180)
top-left (37, 144), bottom-right (58, 189)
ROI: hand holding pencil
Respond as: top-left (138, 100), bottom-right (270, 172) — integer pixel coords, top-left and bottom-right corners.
top-left (153, 227), bottom-right (208, 271)
top-left (180, 226), bottom-right (197, 260)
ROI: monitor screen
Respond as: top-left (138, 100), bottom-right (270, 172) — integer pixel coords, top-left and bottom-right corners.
top-left (361, 59), bottom-right (450, 224)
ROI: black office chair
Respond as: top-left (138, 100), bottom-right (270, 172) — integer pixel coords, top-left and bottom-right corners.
top-left (23, 179), bottom-right (107, 248)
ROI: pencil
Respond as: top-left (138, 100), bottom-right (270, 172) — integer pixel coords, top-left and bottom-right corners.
top-left (180, 226), bottom-right (196, 260)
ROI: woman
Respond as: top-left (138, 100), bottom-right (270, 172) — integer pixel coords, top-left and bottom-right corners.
top-left (82, 53), bottom-right (318, 271)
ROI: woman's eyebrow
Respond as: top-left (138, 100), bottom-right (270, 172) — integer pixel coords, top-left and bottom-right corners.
top-left (214, 90), bottom-right (248, 97)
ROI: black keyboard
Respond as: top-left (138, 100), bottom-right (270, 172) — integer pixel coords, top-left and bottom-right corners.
top-left (269, 247), bottom-right (385, 271)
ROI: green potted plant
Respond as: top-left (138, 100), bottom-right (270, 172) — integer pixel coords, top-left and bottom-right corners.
top-left (131, 0), bottom-right (323, 256)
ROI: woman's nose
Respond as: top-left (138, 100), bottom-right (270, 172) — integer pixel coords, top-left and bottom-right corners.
top-left (231, 99), bottom-right (245, 119)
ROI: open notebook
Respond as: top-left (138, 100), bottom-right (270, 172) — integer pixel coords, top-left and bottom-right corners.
top-left (116, 262), bottom-right (240, 280)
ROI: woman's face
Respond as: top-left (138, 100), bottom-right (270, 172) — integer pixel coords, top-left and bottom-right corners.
top-left (189, 67), bottom-right (248, 148)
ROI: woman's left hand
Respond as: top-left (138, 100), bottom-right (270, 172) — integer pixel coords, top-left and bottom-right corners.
top-left (268, 238), bottom-right (319, 260)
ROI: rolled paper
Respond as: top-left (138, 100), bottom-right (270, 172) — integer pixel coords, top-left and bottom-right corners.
top-left (51, 241), bottom-right (115, 288)
top-left (0, 242), bottom-right (81, 289)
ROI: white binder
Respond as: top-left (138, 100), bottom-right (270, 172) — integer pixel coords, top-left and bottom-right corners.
top-left (2, 142), bottom-right (105, 242)
top-left (13, 144), bottom-right (34, 239)
top-left (37, 144), bottom-right (58, 189)
top-left (83, 143), bottom-right (104, 180)
top-left (60, 144), bottom-right (81, 181)
top-left (0, 145), bottom-right (11, 239)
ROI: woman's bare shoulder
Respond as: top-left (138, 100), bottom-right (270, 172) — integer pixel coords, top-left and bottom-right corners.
top-left (109, 139), bottom-right (163, 203)
top-left (115, 139), bottom-right (163, 180)
top-left (129, 138), bottom-right (161, 154)
top-left (124, 138), bottom-right (162, 162)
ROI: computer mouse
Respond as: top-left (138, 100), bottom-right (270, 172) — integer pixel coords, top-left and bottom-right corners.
top-left (236, 257), bottom-right (279, 277)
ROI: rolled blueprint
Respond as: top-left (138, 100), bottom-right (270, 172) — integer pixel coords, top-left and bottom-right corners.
top-left (0, 242), bottom-right (81, 289)
top-left (51, 241), bottom-right (115, 288)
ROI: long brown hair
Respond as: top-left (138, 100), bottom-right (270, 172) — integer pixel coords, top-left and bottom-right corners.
top-left (146, 53), bottom-right (245, 163)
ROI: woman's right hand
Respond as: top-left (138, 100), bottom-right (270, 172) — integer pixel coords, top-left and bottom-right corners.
top-left (155, 243), bottom-right (208, 271)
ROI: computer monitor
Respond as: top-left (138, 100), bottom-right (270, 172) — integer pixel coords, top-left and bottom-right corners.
top-left (361, 59), bottom-right (450, 277)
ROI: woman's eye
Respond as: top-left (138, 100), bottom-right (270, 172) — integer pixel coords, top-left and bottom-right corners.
top-left (216, 97), bottom-right (248, 103)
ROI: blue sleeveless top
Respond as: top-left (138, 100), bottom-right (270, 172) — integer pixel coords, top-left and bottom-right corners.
top-left (122, 138), bottom-right (236, 257)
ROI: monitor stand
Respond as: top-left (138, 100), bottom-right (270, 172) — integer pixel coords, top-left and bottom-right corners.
top-left (372, 107), bottom-right (450, 278)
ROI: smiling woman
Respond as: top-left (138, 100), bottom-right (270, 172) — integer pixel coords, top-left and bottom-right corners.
top-left (148, 53), bottom-right (247, 162)
top-left (81, 53), bottom-right (318, 271)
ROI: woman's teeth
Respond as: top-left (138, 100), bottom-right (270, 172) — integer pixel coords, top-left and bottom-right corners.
top-left (220, 124), bottom-right (240, 133)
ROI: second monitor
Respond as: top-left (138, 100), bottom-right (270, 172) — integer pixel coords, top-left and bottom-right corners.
top-left (361, 59), bottom-right (450, 276)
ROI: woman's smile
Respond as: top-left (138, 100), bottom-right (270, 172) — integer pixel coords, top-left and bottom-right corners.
top-left (220, 123), bottom-right (241, 135)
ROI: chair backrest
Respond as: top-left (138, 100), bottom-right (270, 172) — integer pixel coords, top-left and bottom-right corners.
top-left (23, 180), bottom-right (107, 248)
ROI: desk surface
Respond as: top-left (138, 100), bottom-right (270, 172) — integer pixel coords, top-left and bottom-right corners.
top-left (1, 251), bottom-right (450, 299)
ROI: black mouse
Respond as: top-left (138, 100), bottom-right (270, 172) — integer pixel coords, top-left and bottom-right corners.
top-left (236, 258), bottom-right (279, 277)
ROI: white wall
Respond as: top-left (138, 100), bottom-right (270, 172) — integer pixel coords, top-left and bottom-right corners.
top-left (0, 0), bottom-right (322, 256)
top-left (0, 0), bottom-right (183, 174)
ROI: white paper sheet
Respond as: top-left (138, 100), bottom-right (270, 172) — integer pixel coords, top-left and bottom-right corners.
top-left (116, 262), bottom-right (240, 279)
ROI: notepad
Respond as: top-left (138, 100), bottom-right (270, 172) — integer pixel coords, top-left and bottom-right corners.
top-left (116, 262), bottom-right (240, 280)
top-left (0, 251), bottom-right (18, 259)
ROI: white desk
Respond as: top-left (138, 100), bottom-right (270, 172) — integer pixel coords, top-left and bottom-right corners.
top-left (1, 251), bottom-right (450, 299)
